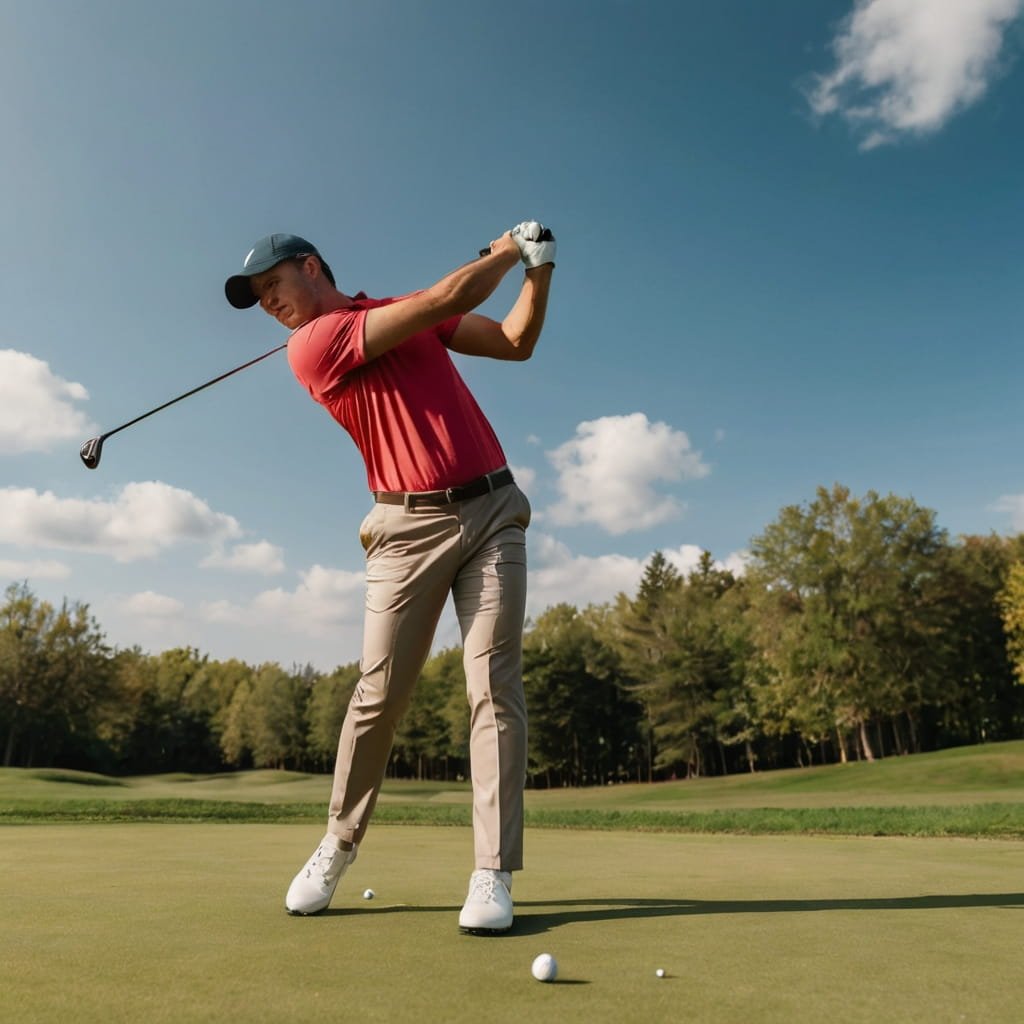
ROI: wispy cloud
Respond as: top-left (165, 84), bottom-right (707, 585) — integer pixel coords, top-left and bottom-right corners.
top-left (526, 534), bottom-right (746, 615)
top-left (508, 463), bottom-right (537, 494)
top-left (121, 591), bottom-right (185, 618)
top-left (0, 350), bottom-right (97, 453)
top-left (201, 564), bottom-right (366, 636)
top-left (0, 558), bottom-right (71, 581)
top-left (992, 494), bottom-right (1024, 531)
top-left (808, 0), bottom-right (1024, 149)
top-left (545, 413), bottom-right (710, 535)
top-left (527, 534), bottom-right (650, 613)
top-left (0, 482), bottom-right (242, 561)
top-left (201, 540), bottom-right (286, 575)
top-left (195, 536), bottom-right (748, 659)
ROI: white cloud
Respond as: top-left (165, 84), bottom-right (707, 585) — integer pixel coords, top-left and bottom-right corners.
top-left (662, 543), bottom-right (713, 577)
top-left (0, 558), bottom-right (71, 580)
top-left (992, 494), bottom-right (1024, 531)
top-left (527, 534), bottom-right (650, 614)
top-left (545, 413), bottom-right (710, 535)
top-left (720, 549), bottom-right (752, 577)
top-left (199, 538), bottom-right (720, 657)
top-left (508, 463), bottom-right (537, 494)
top-left (201, 540), bottom-right (286, 575)
top-left (0, 350), bottom-right (97, 453)
top-left (808, 0), bottom-right (1023, 149)
top-left (0, 482), bottom-right (242, 561)
top-left (525, 534), bottom-right (746, 616)
top-left (660, 543), bottom-right (749, 580)
top-left (93, 537), bottom-right (749, 669)
top-left (121, 591), bottom-right (185, 618)
top-left (201, 563), bottom-right (365, 636)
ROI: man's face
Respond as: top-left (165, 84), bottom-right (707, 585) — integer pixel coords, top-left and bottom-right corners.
top-left (249, 258), bottom-right (319, 329)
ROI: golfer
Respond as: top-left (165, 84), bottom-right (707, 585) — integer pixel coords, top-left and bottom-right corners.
top-left (224, 222), bottom-right (555, 932)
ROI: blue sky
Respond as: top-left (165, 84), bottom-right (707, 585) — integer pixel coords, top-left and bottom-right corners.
top-left (2, 0), bottom-right (1023, 671)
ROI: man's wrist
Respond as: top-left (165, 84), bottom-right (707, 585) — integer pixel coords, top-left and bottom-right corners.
top-left (525, 263), bottom-right (554, 278)
top-left (487, 247), bottom-right (519, 271)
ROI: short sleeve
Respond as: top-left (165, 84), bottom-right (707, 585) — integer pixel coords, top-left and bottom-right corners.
top-left (287, 308), bottom-right (368, 399)
top-left (437, 314), bottom-right (464, 348)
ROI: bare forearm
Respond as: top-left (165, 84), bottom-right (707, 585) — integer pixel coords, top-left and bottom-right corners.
top-left (426, 248), bottom-right (520, 317)
top-left (502, 265), bottom-right (553, 357)
top-left (362, 244), bottom-right (520, 361)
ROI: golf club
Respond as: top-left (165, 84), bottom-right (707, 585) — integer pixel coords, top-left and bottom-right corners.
top-left (80, 342), bottom-right (288, 469)
top-left (82, 239), bottom-right (519, 469)
top-left (479, 225), bottom-right (553, 258)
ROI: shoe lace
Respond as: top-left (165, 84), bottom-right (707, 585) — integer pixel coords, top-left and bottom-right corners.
top-left (307, 843), bottom-right (340, 882)
top-left (469, 871), bottom-right (508, 902)
top-left (471, 874), bottom-right (497, 900)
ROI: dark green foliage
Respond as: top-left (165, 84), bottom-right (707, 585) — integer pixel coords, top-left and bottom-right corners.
top-left (392, 646), bottom-right (468, 781)
top-left (0, 583), bottom-right (111, 769)
top-left (523, 604), bottom-right (644, 787)
top-left (2, 483), bottom-right (1022, 781)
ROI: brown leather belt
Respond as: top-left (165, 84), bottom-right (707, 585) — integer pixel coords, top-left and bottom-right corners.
top-left (374, 467), bottom-right (515, 509)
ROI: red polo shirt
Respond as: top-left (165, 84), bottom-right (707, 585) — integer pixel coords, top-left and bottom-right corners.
top-left (287, 294), bottom-right (507, 493)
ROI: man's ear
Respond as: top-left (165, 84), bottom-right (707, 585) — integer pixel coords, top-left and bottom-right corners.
top-left (300, 254), bottom-right (322, 282)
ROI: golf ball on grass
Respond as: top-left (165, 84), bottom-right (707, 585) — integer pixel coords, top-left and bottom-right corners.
top-left (655, 968), bottom-right (666, 978)
top-left (531, 953), bottom-right (558, 982)
top-left (362, 889), bottom-right (375, 900)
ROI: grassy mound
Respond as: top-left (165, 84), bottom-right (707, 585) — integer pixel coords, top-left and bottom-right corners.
top-left (2, 740), bottom-right (1021, 837)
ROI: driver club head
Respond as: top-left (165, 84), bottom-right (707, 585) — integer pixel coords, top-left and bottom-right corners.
top-left (80, 436), bottom-right (104, 469)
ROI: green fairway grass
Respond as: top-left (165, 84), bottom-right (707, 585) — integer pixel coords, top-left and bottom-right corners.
top-left (2, 740), bottom-right (1022, 837)
top-left (1, 825), bottom-right (1021, 1024)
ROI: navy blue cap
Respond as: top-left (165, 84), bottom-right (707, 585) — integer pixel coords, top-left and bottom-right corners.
top-left (224, 233), bottom-right (323, 309)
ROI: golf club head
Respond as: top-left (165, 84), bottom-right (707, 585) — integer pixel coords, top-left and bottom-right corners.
top-left (80, 436), bottom-right (103, 469)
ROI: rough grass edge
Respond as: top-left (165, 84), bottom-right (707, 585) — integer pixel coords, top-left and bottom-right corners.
top-left (1, 799), bottom-right (1022, 838)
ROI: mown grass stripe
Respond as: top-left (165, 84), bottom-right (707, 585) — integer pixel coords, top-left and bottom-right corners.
top-left (2, 799), bottom-right (1021, 837)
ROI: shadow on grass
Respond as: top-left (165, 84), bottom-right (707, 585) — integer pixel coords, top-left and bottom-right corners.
top-left (314, 892), bottom-right (1024, 933)
top-left (509, 893), bottom-right (1024, 935)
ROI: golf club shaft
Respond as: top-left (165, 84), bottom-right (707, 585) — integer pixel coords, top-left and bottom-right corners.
top-left (80, 342), bottom-right (288, 468)
top-left (84, 244), bottom-right (486, 468)
top-left (103, 342), bottom-right (288, 442)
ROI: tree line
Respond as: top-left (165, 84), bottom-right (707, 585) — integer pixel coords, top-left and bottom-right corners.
top-left (2, 484), bottom-right (1022, 784)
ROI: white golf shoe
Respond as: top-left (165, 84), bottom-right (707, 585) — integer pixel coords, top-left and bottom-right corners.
top-left (285, 834), bottom-right (357, 915)
top-left (458, 869), bottom-right (514, 933)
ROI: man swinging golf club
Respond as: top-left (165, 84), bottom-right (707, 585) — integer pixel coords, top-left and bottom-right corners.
top-left (224, 221), bottom-right (555, 932)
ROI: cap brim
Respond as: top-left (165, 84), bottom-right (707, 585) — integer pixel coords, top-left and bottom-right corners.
top-left (225, 274), bottom-right (259, 309)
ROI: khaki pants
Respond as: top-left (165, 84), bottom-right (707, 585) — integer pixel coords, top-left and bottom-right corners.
top-left (327, 481), bottom-right (530, 871)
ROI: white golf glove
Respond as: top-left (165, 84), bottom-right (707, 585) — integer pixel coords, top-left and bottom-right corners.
top-left (511, 221), bottom-right (556, 269)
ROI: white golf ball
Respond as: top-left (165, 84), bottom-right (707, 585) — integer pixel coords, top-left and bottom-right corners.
top-left (655, 968), bottom-right (666, 978)
top-left (362, 888), bottom-right (375, 900)
top-left (531, 953), bottom-right (558, 982)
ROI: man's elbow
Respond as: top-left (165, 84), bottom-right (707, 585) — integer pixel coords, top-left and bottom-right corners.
top-left (505, 332), bottom-right (538, 361)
